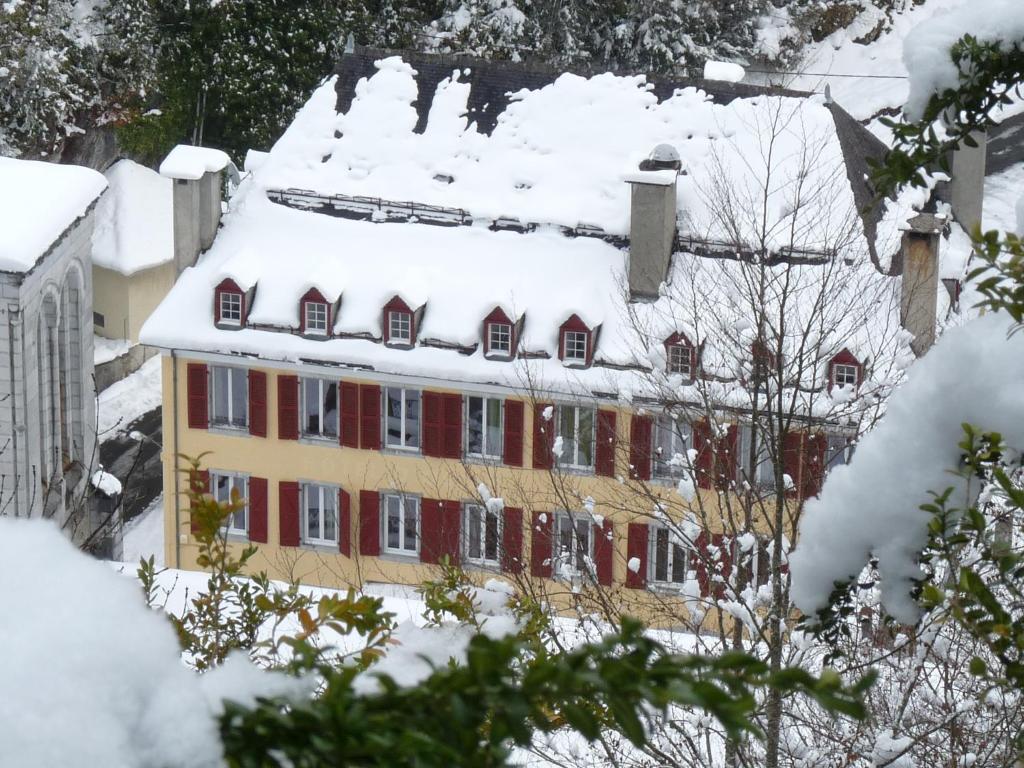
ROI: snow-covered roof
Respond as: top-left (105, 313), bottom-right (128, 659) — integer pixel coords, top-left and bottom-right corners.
top-left (141, 52), bottom-right (970, 410)
top-left (0, 158), bottom-right (107, 274)
top-left (91, 160), bottom-right (173, 276)
top-left (159, 145), bottom-right (231, 181)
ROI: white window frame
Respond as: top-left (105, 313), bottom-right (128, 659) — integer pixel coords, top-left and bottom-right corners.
top-left (209, 365), bottom-right (248, 429)
top-left (304, 301), bottom-right (328, 336)
top-left (833, 363), bottom-right (858, 388)
top-left (383, 492), bottom-right (420, 556)
top-left (465, 395), bottom-right (503, 460)
top-left (553, 511), bottom-right (594, 574)
top-left (487, 322), bottom-right (512, 355)
top-left (666, 343), bottom-right (692, 377)
top-left (219, 291), bottom-right (242, 326)
top-left (212, 471), bottom-right (248, 536)
top-left (562, 330), bottom-right (588, 363)
top-left (463, 503), bottom-right (502, 567)
top-left (554, 404), bottom-right (595, 470)
top-left (737, 423), bottom-right (775, 488)
top-left (826, 433), bottom-right (854, 472)
top-left (302, 483), bottom-right (339, 546)
top-left (653, 415), bottom-right (692, 479)
top-left (732, 535), bottom-right (769, 589)
top-left (384, 387), bottom-right (421, 451)
top-left (300, 376), bottom-right (339, 440)
top-left (649, 524), bottom-right (694, 586)
top-left (388, 310), bottom-right (412, 344)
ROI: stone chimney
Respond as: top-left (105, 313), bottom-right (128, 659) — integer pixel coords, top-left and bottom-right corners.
top-left (159, 145), bottom-right (231, 274)
top-left (946, 130), bottom-right (986, 235)
top-left (900, 212), bottom-right (944, 356)
top-left (626, 144), bottom-right (681, 300)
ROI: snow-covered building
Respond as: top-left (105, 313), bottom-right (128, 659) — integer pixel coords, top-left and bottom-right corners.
top-left (141, 50), bottom-right (975, 604)
top-left (0, 158), bottom-right (105, 541)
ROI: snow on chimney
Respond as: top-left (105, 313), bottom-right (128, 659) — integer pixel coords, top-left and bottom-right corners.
top-left (626, 144), bottom-right (681, 301)
top-left (900, 212), bottom-right (945, 357)
top-left (159, 145), bottom-right (231, 274)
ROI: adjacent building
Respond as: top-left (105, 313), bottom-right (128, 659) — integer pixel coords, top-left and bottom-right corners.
top-left (0, 157), bottom-right (106, 543)
top-left (141, 50), bottom-right (974, 612)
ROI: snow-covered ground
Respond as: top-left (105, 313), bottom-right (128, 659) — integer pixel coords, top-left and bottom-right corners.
top-left (94, 334), bottom-right (131, 365)
top-left (122, 493), bottom-right (165, 566)
top-left (96, 354), bottom-right (162, 439)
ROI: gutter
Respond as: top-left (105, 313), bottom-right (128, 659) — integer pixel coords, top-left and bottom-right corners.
top-left (7, 305), bottom-right (20, 517)
top-left (171, 348), bottom-right (181, 569)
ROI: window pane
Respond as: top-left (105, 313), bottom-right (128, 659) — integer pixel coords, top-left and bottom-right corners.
top-left (324, 491), bottom-right (337, 542)
top-left (404, 390), bottom-right (420, 448)
top-left (486, 399), bottom-right (502, 457)
top-left (385, 389), bottom-right (403, 447)
top-left (467, 507), bottom-right (482, 559)
top-left (307, 489), bottom-right (320, 541)
top-left (485, 509), bottom-right (500, 561)
top-left (231, 369), bottom-right (247, 427)
top-left (671, 544), bottom-right (687, 583)
top-left (575, 519), bottom-right (590, 570)
top-left (387, 496), bottom-right (401, 550)
top-left (215, 474), bottom-right (230, 504)
top-left (654, 528), bottom-right (669, 582)
top-left (303, 378), bottom-right (320, 434)
top-left (404, 498), bottom-right (418, 551)
top-left (467, 397), bottom-right (484, 455)
top-left (559, 406), bottom-right (576, 465)
top-left (212, 367), bottom-right (229, 422)
top-left (557, 516), bottom-right (573, 557)
top-left (323, 382), bottom-right (338, 437)
top-left (577, 408), bottom-right (594, 467)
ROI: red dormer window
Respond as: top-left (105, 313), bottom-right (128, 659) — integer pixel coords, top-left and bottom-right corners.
top-left (299, 288), bottom-right (331, 337)
top-left (215, 278), bottom-right (245, 327)
top-left (383, 296), bottom-right (415, 347)
top-left (483, 307), bottom-right (515, 358)
top-left (664, 332), bottom-right (696, 378)
top-left (751, 340), bottom-right (776, 379)
top-left (828, 348), bottom-right (863, 392)
top-left (559, 314), bottom-right (593, 366)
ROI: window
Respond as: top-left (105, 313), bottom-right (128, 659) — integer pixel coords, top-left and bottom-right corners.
top-left (650, 525), bottom-right (694, 585)
top-left (383, 493), bottom-right (419, 555)
top-left (93, 311), bottom-right (105, 328)
top-left (554, 512), bottom-right (593, 573)
top-left (303, 483), bottom-right (338, 545)
top-left (210, 366), bottom-right (247, 428)
top-left (388, 311), bottom-right (412, 344)
top-left (732, 535), bottom-right (769, 588)
top-left (826, 433), bottom-right (854, 471)
top-left (562, 330), bottom-right (588, 363)
top-left (487, 322), bottom-right (512, 355)
top-left (466, 396), bottom-right (502, 459)
top-left (305, 302), bottom-right (328, 336)
top-left (212, 473), bottom-right (248, 536)
top-left (666, 344), bottom-right (693, 377)
top-left (555, 404), bottom-right (595, 469)
top-left (384, 387), bottom-right (420, 450)
top-left (464, 503), bottom-right (501, 566)
top-left (301, 377), bottom-right (338, 439)
top-left (219, 291), bottom-right (243, 326)
top-left (653, 416), bottom-right (692, 478)
top-left (739, 424), bottom-right (775, 487)
top-left (833, 363), bottom-right (858, 389)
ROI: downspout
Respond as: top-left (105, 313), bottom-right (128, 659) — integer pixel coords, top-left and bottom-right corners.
top-left (171, 349), bottom-right (181, 569)
top-left (7, 306), bottom-right (20, 518)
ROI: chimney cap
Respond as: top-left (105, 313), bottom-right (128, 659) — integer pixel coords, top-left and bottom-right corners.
top-left (639, 143), bottom-right (682, 172)
top-left (902, 212), bottom-right (948, 235)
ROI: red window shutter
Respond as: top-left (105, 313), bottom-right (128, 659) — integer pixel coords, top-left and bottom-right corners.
top-left (359, 384), bottom-right (381, 450)
top-left (339, 382), bottom-right (359, 447)
top-left (693, 421), bottom-right (714, 489)
top-left (694, 530), bottom-right (711, 597)
top-left (530, 511), bottom-right (553, 577)
top-left (503, 399), bottom-right (524, 467)
top-left (502, 507), bottom-right (523, 573)
top-left (339, 489), bottom-right (351, 556)
top-left (710, 533), bottom-right (733, 599)
top-left (595, 410), bottom-right (616, 477)
top-left (532, 403), bottom-right (554, 470)
top-left (248, 370), bottom-right (267, 437)
top-left (420, 498), bottom-right (442, 564)
top-left (188, 469), bottom-right (210, 533)
top-left (594, 519), bottom-right (614, 586)
top-left (625, 523), bottom-right (648, 589)
top-left (782, 431), bottom-right (803, 499)
top-left (802, 433), bottom-right (828, 499)
top-left (186, 363), bottom-right (208, 429)
top-left (715, 425), bottom-right (739, 490)
top-left (359, 490), bottom-right (380, 556)
top-left (421, 392), bottom-right (442, 458)
top-left (442, 394), bottom-right (462, 459)
top-left (629, 414), bottom-right (653, 481)
top-left (277, 375), bottom-right (299, 440)
top-left (248, 476), bottom-right (268, 543)
top-left (278, 481), bottom-right (300, 547)
top-left (442, 500), bottom-right (461, 563)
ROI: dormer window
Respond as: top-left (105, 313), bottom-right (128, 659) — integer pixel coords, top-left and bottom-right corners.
top-left (559, 314), bottom-right (594, 367)
top-left (389, 310), bottom-right (411, 343)
top-left (305, 302), bottom-right (328, 335)
top-left (828, 349), bottom-right (863, 393)
top-left (751, 340), bottom-right (776, 380)
top-left (664, 332), bottom-right (696, 379)
top-left (214, 278), bottom-right (246, 328)
top-left (482, 307), bottom-right (516, 359)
